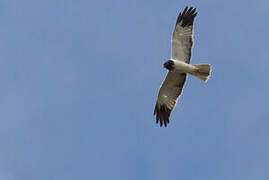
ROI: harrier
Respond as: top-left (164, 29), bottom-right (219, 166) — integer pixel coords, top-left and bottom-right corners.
top-left (154, 7), bottom-right (211, 127)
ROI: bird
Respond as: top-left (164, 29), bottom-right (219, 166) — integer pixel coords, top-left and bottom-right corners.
top-left (154, 6), bottom-right (211, 127)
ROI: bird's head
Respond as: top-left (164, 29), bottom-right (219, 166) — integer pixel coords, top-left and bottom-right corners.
top-left (163, 60), bottom-right (175, 71)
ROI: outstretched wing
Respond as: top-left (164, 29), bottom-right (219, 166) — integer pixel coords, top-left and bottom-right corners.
top-left (154, 7), bottom-right (197, 127)
top-left (172, 6), bottom-right (197, 63)
top-left (154, 72), bottom-right (186, 127)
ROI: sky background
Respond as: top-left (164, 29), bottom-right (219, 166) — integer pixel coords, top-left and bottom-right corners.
top-left (0, 0), bottom-right (269, 179)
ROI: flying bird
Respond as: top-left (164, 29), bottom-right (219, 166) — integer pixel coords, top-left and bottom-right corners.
top-left (154, 6), bottom-right (211, 127)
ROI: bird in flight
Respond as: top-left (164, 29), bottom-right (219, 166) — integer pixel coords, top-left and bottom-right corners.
top-left (154, 6), bottom-right (211, 127)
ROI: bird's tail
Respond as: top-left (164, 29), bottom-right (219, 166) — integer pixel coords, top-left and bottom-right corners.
top-left (190, 64), bottom-right (211, 82)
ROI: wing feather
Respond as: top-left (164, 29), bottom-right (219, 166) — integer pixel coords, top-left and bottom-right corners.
top-left (154, 72), bottom-right (186, 127)
top-left (171, 6), bottom-right (197, 63)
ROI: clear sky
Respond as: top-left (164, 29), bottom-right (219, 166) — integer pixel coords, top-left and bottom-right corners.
top-left (1, 0), bottom-right (269, 179)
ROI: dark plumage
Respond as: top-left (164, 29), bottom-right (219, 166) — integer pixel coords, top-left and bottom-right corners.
top-left (154, 104), bottom-right (171, 127)
top-left (176, 6), bottom-right (197, 27)
top-left (163, 60), bottom-right (175, 71)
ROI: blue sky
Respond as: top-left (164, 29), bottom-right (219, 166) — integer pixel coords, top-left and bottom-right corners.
top-left (1, 0), bottom-right (269, 179)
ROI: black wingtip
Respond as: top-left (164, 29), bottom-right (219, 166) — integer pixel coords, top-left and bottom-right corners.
top-left (176, 6), bottom-right (197, 27)
top-left (154, 104), bottom-right (171, 127)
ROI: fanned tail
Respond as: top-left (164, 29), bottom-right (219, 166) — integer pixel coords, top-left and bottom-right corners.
top-left (190, 64), bottom-right (211, 82)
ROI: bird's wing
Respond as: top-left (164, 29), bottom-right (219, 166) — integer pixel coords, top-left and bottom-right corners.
top-left (154, 71), bottom-right (186, 127)
top-left (171, 6), bottom-right (197, 63)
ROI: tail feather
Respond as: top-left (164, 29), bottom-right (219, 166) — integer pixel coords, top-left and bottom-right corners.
top-left (191, 64), bottom-right (211, 82)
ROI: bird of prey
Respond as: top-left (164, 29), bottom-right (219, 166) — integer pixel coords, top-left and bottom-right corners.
top-left (154, 6), bottom-right (211, 127)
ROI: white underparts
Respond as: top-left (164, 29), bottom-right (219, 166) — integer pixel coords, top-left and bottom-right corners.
top-left (172, 60), bottom-right (197, 73)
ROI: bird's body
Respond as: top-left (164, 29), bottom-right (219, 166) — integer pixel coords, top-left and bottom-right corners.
top-left (154, 6), bottom-right (211, 127)
top-left (171, 59), bottom-right (198, 73)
